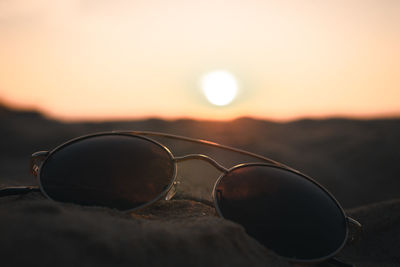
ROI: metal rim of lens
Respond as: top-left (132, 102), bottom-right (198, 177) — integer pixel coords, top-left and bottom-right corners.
top-left (212, 162), bottom-right (349, 264)
top-left (37, 132), bottom-right (177, 212)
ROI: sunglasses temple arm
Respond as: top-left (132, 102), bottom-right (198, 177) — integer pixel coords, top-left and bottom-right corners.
top-left (0, 186), bottom-right (41, 197)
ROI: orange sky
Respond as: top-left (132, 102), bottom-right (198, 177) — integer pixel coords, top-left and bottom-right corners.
top-left (0, 0), bottom-right (399, 121)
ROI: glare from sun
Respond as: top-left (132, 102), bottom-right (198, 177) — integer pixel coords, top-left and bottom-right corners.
top-left (201, 70), bottom-right (238, 106)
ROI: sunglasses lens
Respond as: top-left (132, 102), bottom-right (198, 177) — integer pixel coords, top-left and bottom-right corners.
top-left (40, 134), bottom-right (175, 210)
top-left (215, 164), bottom-right (347, 261)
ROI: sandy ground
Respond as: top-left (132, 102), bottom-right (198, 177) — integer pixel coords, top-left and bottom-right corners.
top-left (0, 192), bottom-right (399, 267)
top-left (340, 199), bottom-right (400, 267)
top-left (0, 193), bottom-right (289, 267)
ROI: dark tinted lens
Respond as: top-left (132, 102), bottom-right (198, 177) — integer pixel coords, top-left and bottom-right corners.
top-left (40, 134), bottom-right (175, 210)
top-left (215, 164), bottom-right (347, 261)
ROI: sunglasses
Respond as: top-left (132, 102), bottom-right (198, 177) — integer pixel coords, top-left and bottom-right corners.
top-left (0, 131), bottom-right (361, 266)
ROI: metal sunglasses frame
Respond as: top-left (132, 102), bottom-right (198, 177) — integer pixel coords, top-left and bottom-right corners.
top-left (0, 131), bottom-right (361, 266)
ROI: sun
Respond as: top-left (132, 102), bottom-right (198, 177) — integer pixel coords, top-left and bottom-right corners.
top-left (201, 70), bottom-right (238, 106)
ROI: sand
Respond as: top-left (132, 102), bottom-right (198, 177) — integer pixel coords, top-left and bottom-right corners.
top-left (0, 192), bottom-right (290, 267)
top-left (340, 199), bottom-right (400, 267)
top-left (1, 192), bottom-right (399, 267)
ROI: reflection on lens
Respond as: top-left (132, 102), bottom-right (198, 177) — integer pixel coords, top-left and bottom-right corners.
top-left (214, 164), bottom-right (347, 261)
top-left (40, 134), bottom-right (175, 211)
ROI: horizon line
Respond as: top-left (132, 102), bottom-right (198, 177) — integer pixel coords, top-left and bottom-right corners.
top-left (2, 101), bottom-right (399, 124)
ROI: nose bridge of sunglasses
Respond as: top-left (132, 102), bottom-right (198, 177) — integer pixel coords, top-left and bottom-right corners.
top-left (126, 131), bottom-right (283, 166)
top-left (173, 154), bottom-right (229, 173)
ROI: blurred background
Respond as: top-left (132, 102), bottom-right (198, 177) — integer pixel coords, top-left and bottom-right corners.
top-left (1, 105), bottom-right (399, 208)
top-left (0, 0), bottom-right (399, 208)
top-left (1, 0), bottom-right (399, 121)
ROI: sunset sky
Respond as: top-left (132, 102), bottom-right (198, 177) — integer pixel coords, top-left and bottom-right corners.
top-left (0, 0), bottom-right (399, 121)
